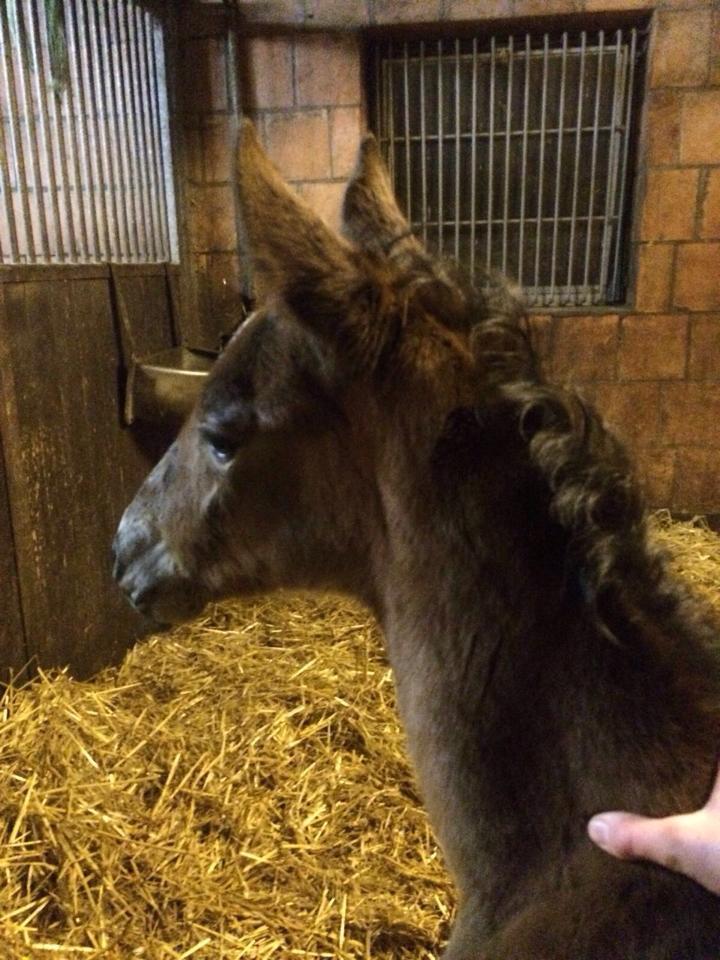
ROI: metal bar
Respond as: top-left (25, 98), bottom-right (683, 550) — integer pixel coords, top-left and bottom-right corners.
top-left (374, 43), bottom-right (381, 137)
top-left (486, 36), bottom-right (495, 272)
top-left (151, 12), bottom-right (177, 260)
top-left (610, 27), bottom-right (637, 302)
top-left (598, 30), bottom-right (624, 302)
top-left (533, 34), bottom-right (549, 296)
top-left (566, 30), bottom-right (587, 291)
top-left (1, 2), bottom-right (36, 261)
top-left (127, 0), bottom-right (156, 261)
top-left (469, 37), bottom-right (477, 279)
top-left (108, 0), bottom-right (139, 259)
top-left (38, 0), bottom-right (77, 260)
top-left (99, 0), bottom-right (131, 259)
top-left (403, 41), bottom-right (411, 223)
top-left (549, 31), bottom-right (568, 305)
top-left (387, 40), bottom-right (395, 183)
top-left (437, 38), bottom-right (443, 255)
top-left (420, 40), bottom-right (428, 246)
top-left (502, 35), bottom-right (513, 276)
top-left (118, 0), bottom-right (148, 259)
top-left (87, 0), bottom-right (121, 260)
top-left (135, 4), bottom-right (161, 260)
top-left (583, 30), bottom-right (605, 292)
top-left (65, 0), bottom-right (100, 259)
top-left (454, 37), bottom-right (461, 261)
top-left (76, 0), bottom-right (110, 259)
top-left (0, 10), bottom-right (19, 260)
top-left (518, 33), bottom-right (531, 287)
top-left (16, 0), bottom-right (51, 259)
top-left (26, 0), bottom-right (63, 262)
top-left (59, 0), bottom-right (90, 259)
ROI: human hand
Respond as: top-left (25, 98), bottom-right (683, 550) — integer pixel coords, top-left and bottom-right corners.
top-left (587, 762), bottom-right (720, 896)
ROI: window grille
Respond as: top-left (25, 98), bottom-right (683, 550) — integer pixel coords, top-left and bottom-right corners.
top-left (370, 28), bottom-right (644, 307)
top-left (0, 0), bottom-right (178, 265)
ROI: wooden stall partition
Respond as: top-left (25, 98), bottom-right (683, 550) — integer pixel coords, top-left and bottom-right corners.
top-left (0, 265), bottom-right (179, 678)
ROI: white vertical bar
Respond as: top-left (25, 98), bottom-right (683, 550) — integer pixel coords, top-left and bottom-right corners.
top-left (403, 41), bottom-right (412, 225)
top-left (108, 0), bottom-right (139, 259)
top-left (151, 16), bottom-right (177, 260)
top-left (549, 32), bottom-right (568, 305)
top-left (502, 35), bottom-right (513, 276)
top-left (37, 0), bottom-right (76, 260)
top-left (486, 36), bottom-right (495, 272)
top-left (533, 34), bottom-right (549, 298)
top-left (454, 37), bottom-right (461, 261)
top-left (87, 0), bottom-right (121, 259)
top-left (598, 30), bottom-right (624, 302)
top-left (437, 39), bottom-right (443, 255)
top-left (26, 0), bottom-right (63, 261)
top-left (127, 0), bottom-right (156, 260)
top-left (567, 31), bottom-right (587, 294)
top-left (611, 28), bottom-right (637, 302)
top-left (119, 0), bottom-right (150, 259)
top-left (420, 40), bottom-right (428, 247)
top-left (59, 0), bottom-right (90, 259)
top-left (135, 5), bottom-right (161, 260)
top-left (0, 4), bottom-right (35, 263)
top-left (469, 37), bottom-right (478, 279)
top-left (65, 0), bottom-right (100, 259)
top-left (518, 33), bottom-right (531, 287)
top-left (583, 30), bottom-right (605, 295)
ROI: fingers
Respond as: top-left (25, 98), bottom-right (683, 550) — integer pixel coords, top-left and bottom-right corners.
top-left (588, 811), bottom-right (683, 867)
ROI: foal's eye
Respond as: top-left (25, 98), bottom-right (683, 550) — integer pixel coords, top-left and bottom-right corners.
top-left (203, 433), bottom-right (239, 464)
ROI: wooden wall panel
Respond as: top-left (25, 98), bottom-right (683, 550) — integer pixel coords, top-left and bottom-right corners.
top-left (0, 391), bottom-right (27, 678)
top-left (0, 271), bottom-right (175, 678)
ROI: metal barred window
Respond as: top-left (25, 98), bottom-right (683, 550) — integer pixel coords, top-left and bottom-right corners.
top-left (370, 27), bottom-right (645, 307)
top-left (0, 0), bottom-right (178, 265)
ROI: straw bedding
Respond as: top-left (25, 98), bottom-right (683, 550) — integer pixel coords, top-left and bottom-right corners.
top-left (0, 513), bottom-right (719, 959)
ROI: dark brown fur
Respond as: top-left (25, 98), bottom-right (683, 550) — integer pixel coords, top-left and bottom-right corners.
top-left (113, 124), bottom-right (720, 959)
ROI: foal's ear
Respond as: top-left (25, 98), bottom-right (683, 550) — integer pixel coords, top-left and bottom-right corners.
top-left (342, 135), bottom-right (427, 268)
top-left (236, 120), bottom-right (366, 342)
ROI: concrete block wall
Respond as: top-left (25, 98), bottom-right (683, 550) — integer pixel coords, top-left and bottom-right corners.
top-left (180, 0), bottom-right (720, 513)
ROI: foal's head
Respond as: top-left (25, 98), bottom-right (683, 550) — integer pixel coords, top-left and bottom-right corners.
top-left (113, 123), bottom-right (532, 624)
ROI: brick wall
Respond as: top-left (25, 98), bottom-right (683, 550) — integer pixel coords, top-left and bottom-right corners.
top-left (180, 0), bottom-right (720, 513)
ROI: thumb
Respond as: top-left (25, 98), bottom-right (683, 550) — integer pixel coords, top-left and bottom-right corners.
top-left (588, 811), bottom-right (681, 865)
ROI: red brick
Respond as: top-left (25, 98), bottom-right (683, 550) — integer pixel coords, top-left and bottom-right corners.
top-left (644, 90), bottom-right (682, 167)
top-left (446, 0), bottom-right (513, 17)
top-left (635, 447), bottom-right (676, 508)
top-left (674, 243), bottom-right (720, 311)
top-left (640, 168), bottom-right (699, 242)
top-left (700, 170), bottom-right (720, 240)
top-left (650, 11), bottom-right (711, 89)
top-left (182, 38), bottom-right (227, 113)
top-left (680, 91), bottom-right (720, 165)
top-left (689, 315), bottom-right (720, 380)
top-left (585, 0), bottom-right (652, 8)
top-left (619, 314), bottom-right (688, 380)
top-left (592, 382), bottom-right (663, 446)
top-left (304, 0), bottom-right (370, 27)
top-left (329, 107), bottom-right (363, 179)
top-left (515, 0), bottom-right (582, 12)
top-left (672, 447), bottom-right (720, 514)
top-left (187, 185), bottom-right (236, 253)
top-left (710, 10), bottom-right (720, 86)
top-left (234, 0), bottom-right (304, 24)
top-left (372, 0), bottom-right (443, 22)
top-left (263, 110), bottom-right (333, 181)
top-left (634, 243), bottom-right (674, 312)
top-left (551, 315), bottom-right (619, 383)
top-left (295, 34), bottom-right (362, 108)
top-left (243, 36), bottom-right (294, 110)
top-left (526, 314), bottom-right (553, 362)
top-left (661, 381), bottom-right (720, 445)
top-left (296, 181), bottom-right (347, 232)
